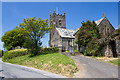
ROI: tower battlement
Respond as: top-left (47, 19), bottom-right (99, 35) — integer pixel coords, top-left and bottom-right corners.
top-left (50, 10), bottom-right (65, 18)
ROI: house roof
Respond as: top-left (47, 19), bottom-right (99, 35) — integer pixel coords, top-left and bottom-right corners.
top-left (56, 28), bottom-right (77, 38)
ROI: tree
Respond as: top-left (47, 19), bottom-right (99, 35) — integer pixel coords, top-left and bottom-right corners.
top-left (19, 17), bottom-right (52, 56)
top-left (75, 20), bottom-right (101, 54)
top-left (1, 28), bottom-right (28, 50)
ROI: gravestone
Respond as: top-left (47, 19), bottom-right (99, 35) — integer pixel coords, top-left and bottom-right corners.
top-left (105, 45), bottom-right (112, 57)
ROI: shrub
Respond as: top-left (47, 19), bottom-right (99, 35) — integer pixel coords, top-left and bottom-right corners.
top-left (0, 50), bottom-right (3, 57)
top-left (84, 39), bottom-right (104, 57)
top-left (2, 49), bottom-right (28, 61)
top-left (40, 47), bottom-right (59, 53)
top-left (75, 20), bottom-right (101, 52)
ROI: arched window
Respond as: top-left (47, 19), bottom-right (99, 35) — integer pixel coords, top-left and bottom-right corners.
top-left (108, 28), bottom-right (111, 34)
top-left (103, 28), bottom-right (105, 35)
top-left (104, 25), bottom-right (106, 35)
top-left (107, 28), bottom-right (109, 34)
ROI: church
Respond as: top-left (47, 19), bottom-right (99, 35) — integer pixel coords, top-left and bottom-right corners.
top-left (94, 14), bottom-right (115, 35)
top-left (49, 10), bottom-right (78, 51)
top-left (49, 11), bottom-right (116, 52)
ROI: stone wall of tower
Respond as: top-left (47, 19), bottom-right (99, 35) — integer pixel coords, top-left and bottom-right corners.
top-left (98, 17), bottom-right (115, 35)
top-left (50, 11), bottom-right (66, 29)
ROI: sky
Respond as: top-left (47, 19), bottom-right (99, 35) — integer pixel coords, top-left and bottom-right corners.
top-left (1, 0), bottom-right (120, 2)
top-left (0, 2), bottom-right (119, 50)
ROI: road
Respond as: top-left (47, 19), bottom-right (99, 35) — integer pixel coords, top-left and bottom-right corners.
top-left (0, 58), bottom-right (66, 78)
top-left (0, 55), bottom-right (119, 78)
top-left (70, 56), bottom-right (119, 78)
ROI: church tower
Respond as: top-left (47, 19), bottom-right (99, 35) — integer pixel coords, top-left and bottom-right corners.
top-left (49, 10), bottom-right (66, 47)
top-left (50, 10), bottom-right (66, 28)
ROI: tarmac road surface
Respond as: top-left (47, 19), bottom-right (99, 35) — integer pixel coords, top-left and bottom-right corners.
top-left (70, 55), bottom-right (119, 78)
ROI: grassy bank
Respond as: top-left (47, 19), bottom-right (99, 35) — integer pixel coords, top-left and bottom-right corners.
top-left (107, 59), bottom-right (120, 67)
top-left (3, 52), bottom-right (78, 77)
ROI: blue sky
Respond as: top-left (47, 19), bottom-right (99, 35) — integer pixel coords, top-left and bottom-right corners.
top-left (1, 2), bottom-right (118, 50)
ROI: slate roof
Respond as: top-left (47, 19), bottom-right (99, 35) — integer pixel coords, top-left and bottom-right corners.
top-left (95, 17), bottom-right (104, 25)
top-left (57, 17), bottom-right (114, 38)
top-left (116, 24), bottom-right (120, 30)
top-left (73, 17), bottom-right (105, 36)
top-left (95, 17), bottom-right (115, 30)
top-left (56, 28), bottom-right (77, 38)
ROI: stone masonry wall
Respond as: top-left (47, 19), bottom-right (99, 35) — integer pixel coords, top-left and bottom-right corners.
top-left (98, 17), bottom-right (115, 35)
top-left (50, 28), bottom-right (61, 47)
top-left (116, 39), bottom-right (120, 56)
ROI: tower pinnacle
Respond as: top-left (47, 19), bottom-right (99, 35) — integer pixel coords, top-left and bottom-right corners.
top-left (104, 13), bottom-right (105, 18)
top-left (53, 10), bottom-right (55, 13)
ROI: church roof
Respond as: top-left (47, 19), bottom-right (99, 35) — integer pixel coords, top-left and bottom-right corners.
top-left (95, 17), bottom-right (115, 30)
top-left (56, 28), bottom-right (76, 38)
top-left (95, 17), bottom-right (104, 25)
top-left (116, 24), bottom-right (120, 30)
top-left (74, 17), bottom-right (109, 36)
top-left (73, 18), bottom-right (104, 36)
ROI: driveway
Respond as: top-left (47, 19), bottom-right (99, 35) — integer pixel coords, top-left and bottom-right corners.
top-left (70, 55), bottom-right (119, 78)
top-left (61, 52), bottom-right (119, 78)
top-left (0, 58), bottom-right (66, 78)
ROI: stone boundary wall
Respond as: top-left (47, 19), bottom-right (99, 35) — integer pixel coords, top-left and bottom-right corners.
top-left (116, 39), bottom-right (120, 56)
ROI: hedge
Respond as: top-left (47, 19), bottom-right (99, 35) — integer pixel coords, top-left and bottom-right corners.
top-left (40, 47), bottom-right (59, 53)
top-left (2, 47), bottom-right (59, 61)
top-left (2, 49), bottom-right (28, 61)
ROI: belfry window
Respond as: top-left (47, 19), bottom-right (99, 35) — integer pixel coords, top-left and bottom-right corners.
top-left (59, 20), bottom-right (62, 26)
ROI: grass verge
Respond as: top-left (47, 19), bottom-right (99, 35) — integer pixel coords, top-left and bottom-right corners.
top-left (107, 59), bottom-right (120, 67)
top-left (3, 52), bottom-right (78, 77)
top-left (89, 56), bottom-right (120, 67)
